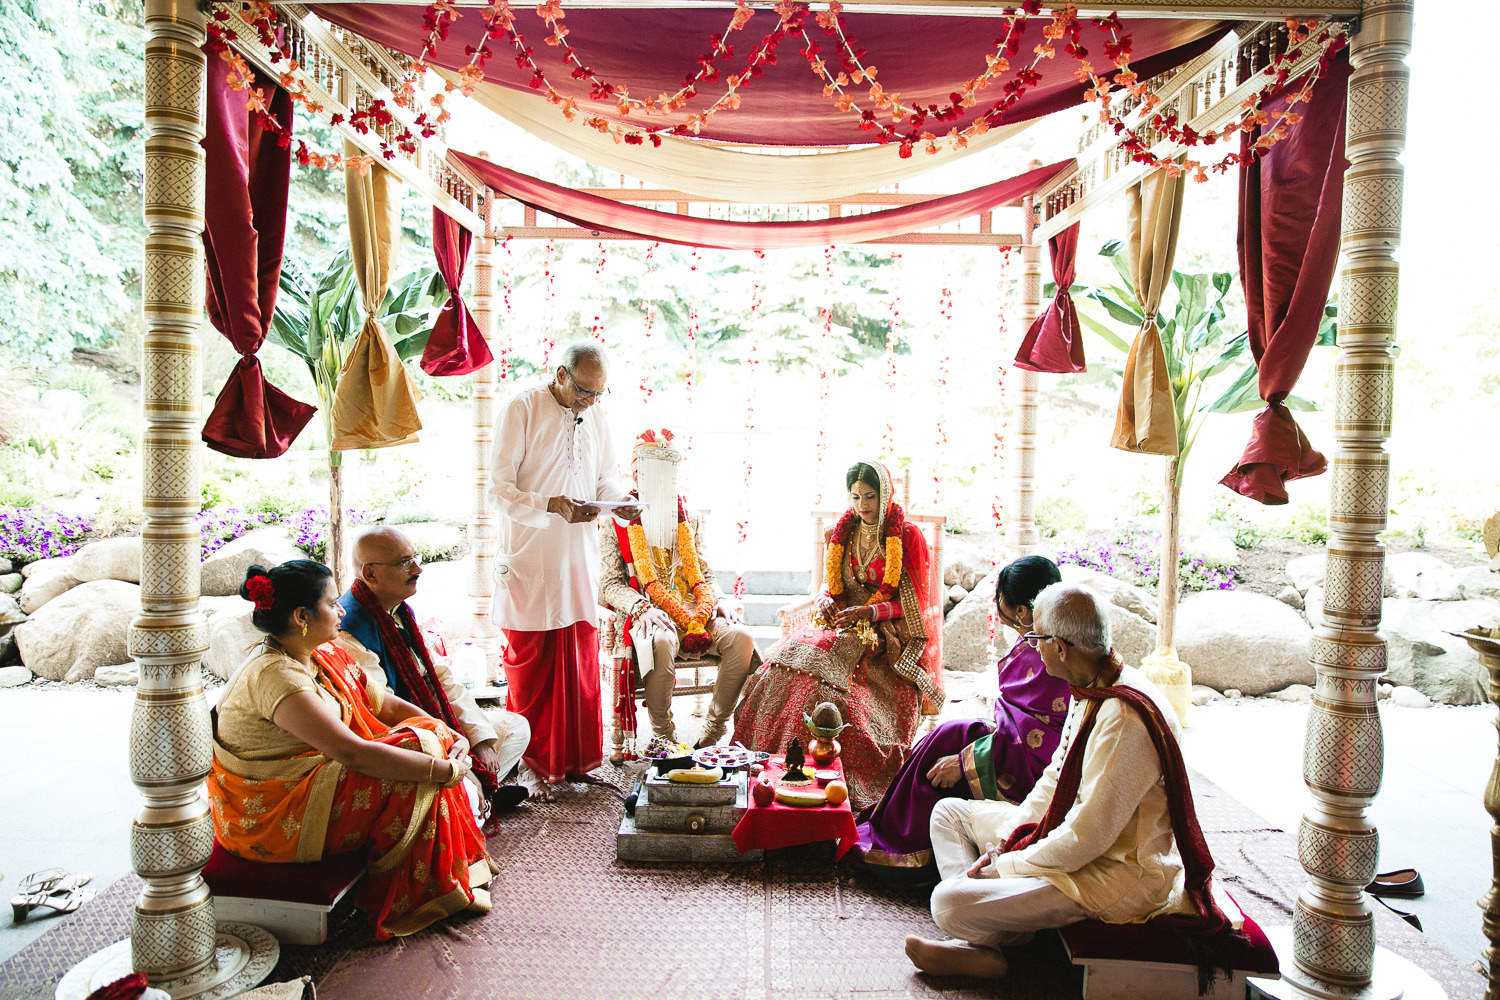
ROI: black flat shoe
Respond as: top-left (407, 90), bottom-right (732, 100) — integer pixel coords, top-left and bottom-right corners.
top-left (1365, 868), bottom-right (1424, 899)
top-left (1374, 896), bottom-right (1423, 932)
top-left (491, 785), bottom-right (530, 811)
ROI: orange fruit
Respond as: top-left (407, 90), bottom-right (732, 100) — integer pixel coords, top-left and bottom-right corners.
top-left (824, 780), bottom-right (849, 805)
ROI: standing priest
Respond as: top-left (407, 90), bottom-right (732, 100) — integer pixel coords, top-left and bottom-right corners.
top-left (488, 341), bottom-right (638, 792)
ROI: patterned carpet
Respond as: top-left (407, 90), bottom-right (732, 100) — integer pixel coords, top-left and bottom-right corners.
top-left (0, 763), bottom-right (1485, 1000)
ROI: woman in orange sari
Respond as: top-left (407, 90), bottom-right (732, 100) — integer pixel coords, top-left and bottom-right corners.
top-left (208, 559), bottom-right (495, 940)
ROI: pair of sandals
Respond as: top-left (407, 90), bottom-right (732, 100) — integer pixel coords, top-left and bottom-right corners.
top-left (11, 867), bottom-right (96, 922)
top-left (1366, 868), bottom-right (1424, 932)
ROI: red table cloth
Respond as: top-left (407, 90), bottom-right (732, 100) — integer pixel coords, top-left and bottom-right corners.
top-left (731, 758), bottom-right (859, 859)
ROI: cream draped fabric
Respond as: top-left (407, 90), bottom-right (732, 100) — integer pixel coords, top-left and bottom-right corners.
top-left (331, 144), bottom-right (423, 450)
top-left (447, 72), bottom-right (1034, 204)
top-left (1110, 168), bottom-right (1185, 457)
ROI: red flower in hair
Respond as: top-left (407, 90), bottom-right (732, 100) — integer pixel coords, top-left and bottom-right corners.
top-left (245, 575), bottom-right (275, 610)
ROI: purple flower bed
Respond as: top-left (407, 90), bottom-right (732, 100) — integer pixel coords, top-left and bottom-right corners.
top-left (0, 506), bottom-right (93, 564)
top-left (288, 506), bottom-right (370, 561)
top-left (1058, 524), bottom-right (1236, 592)
top-left (196, 507), bottom-right (276, 560)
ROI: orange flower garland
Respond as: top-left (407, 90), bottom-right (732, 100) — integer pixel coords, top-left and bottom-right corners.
top-left (825, 505), bottom-right (903, 611)
top-left (627, 497), bottom-right (715, 654)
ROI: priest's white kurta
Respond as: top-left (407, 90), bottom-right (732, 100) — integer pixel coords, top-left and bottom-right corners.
top-left (487, 383), bottom-right (632, 630)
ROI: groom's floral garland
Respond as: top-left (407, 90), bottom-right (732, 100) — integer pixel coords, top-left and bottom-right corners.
top-left (825, 504), bottom-right (903, 609)
top-left (626, 497), bottom-right (715, 653)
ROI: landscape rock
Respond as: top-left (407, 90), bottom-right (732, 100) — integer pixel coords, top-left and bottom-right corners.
top-left (39, 388), bottom-right (88, 425)
top-left (947, 584), bottom-right (968, 606)
top-left (94, 663), bottom-right (140, 686)
top-left (18, 560), bottom-right (82, 614)
top-left (1389, 685), bottom-right (1431, 709)
top-left (1190, 684), bottom-right (1223, 706)
top-left (0, 631), bottom-right (17, 665)
top-left (1379, 598), bottom-right (1500, 705)
top-left (200, 528), bottom-right (305, 598)
top-left (0, 573), bottom-right (20, 594)
top-left (1108, 604), bottom-right (1158, 672)
top-left (943, 563), bottom-right (964, 588)
top-left (1059, 565), bottom-right (1156, 623)
top-left (21, 555), bottom-right (72, 579)
top-left (1175, 591), bottom-right (1314, 696)
top-left (0, 594), bottom-right (26, 635)
top-left (1304, 586), bottom-right (1324, 627)
top-left (1269, 683), bottom-right (1314, 703)
top-left (1285, 554), bottom-right (1326, 595)
top-left (202, 603), bottom-right (265, 681)
top-left (1276, 586), bottom-right (1304, 610)
top-left (401, 521), bottom-right (465, 562)
top-left (1459, 566), bottom-right (1500, 601)
top-left (1185, 532), bottom-right (1240, 568)
top-left (1385, 552), bottom-right (1462, 602)
top-left (0, 557), bottom-right (11, 574)
top-left (1223, 689), bottom-right (1242, 700)
top-left (71, 536), bottom-right (142, 584)
top-left (13, 580), bottom-right (138, 682)
top-left (0, 664), bottom-right (31, 687)
top-left (942, 572), bottom-right (1000, 673)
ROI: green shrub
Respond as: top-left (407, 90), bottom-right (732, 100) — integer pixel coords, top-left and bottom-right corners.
top-left (201, 478), bottom-right (231, 510)
top-left (248, 488), bottom-right (305, 522)
top-left (1275, 504), bottom-right (1329, 546)
top-left (1035, 494), bottom-right (1087, 539)
top-left (1209, 508), bottom-right (1264, 550)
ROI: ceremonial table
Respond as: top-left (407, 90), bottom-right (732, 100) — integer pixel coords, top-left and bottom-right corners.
top-left (731, 758), bottom-right (859, 859)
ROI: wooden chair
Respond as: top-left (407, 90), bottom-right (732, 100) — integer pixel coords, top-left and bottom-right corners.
top-left (599, 604), bottom-right (723, 760)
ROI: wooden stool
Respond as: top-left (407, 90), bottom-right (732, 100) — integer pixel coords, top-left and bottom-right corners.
top-left (202, 842), bottom-right (365, 945)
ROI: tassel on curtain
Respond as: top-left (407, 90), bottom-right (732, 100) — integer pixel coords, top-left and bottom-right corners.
top-left (421, 207), bottom-right (493, 376)
top-left (1110, 168), bottom-right (1186, 457)
top-left (1013, 222), bottom-right (1085, 373)
top-left (330, 145), bottom-right (423, 450)
top-left (1219, 53), bottom-right (1351, 504)
top-left (200, 52), bottom-right (316, 458)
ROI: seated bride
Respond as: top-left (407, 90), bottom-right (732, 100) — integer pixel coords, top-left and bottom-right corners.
top-left (208, 559), bottom-right (495, 940)
top-left (733, 460), bottom-right (944, 812)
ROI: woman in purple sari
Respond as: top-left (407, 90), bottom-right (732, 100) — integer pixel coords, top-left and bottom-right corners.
top-left (853, 556), bottom-right (1069, 886)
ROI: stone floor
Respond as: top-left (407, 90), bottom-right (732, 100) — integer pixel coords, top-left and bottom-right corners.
top-left (0, 677), bottom-right (1491, 991)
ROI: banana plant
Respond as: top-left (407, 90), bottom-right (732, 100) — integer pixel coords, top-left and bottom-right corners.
top-left (268, 248), bottom-right (445, 584)
top-left (1075, 239), bottom-right (1336, 647)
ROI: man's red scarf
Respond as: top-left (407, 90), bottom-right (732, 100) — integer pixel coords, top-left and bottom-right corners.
top-left (1002, 661), bottom-right (1231, 937)
top-left (349, 579), bottom-right (498, 796)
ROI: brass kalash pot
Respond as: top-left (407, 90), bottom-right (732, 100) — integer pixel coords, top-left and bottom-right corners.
top-left (802, 701), bottom-right (851, 767)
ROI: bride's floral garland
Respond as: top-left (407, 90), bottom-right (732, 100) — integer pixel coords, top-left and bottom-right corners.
top-left (825, 504), bottom-right (903, 610)
top-left (626, 497), bottom-right (715, 653)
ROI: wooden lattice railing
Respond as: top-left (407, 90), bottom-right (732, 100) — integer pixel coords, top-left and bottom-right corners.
top-left (219, 2), bottom-right (485, 231)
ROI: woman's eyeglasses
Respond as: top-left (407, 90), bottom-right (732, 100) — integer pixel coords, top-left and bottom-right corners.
top-left (1021, 632), bottom-right (1073, 649)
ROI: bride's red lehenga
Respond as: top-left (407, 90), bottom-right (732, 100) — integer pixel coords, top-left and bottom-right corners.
top-left (733, 462), bottom-right (944, 813)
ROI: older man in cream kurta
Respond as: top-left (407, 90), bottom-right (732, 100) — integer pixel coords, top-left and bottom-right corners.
top-left (489, 343), bottom-right (636, 787)
top-left (906, 584), bottom-right (1203, 980)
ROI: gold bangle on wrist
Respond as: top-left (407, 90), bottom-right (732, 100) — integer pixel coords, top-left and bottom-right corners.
top-left (427, 757), bottom-right (437, 784)
top-left (443, 760), bottom-right (465, 788)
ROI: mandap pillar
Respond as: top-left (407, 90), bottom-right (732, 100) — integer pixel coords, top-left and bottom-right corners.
top-left (467, 202), bottom-right (502, 673)
top-left (1005, 179), bottom-right (1043, 560)
top-left (1259, 4), bottom-right (1420, 999)
top-left (58, 1), bottom-right (278, 993)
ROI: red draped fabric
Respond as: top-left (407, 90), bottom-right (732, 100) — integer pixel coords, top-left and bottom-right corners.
top-left (1220, 53), bottom-right (1351, 505)
top-left (450, 152), bottom-right (1071, 251)
top-left (1013, 222), bottom-right (1084, 373)
top-left (311, 5), bottom-right (1228, 147)
top-left (421, 207), bottom-right (493, 376)
top-left (200, 52), bottom-right (316, 459)
top-left (502, 622), bottom-right (603, 783)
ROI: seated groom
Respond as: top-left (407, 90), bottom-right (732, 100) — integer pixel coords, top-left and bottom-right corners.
top-left (906, 583), bottom-right (1233, 979)
top-left (600, 429), bottom-right (756, 750)
top-left (337, 526), bottom-right (532, 810)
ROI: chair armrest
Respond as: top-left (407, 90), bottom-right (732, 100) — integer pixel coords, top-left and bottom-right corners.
top-left (777, 596), bottom-right (815, 636)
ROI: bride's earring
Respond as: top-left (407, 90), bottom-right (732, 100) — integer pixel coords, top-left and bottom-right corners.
top-left (300, 619), bottom-right (308, 637)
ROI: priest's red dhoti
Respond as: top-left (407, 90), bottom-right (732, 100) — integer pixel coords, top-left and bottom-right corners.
top-left (502, 622), bottom-right (603, 783)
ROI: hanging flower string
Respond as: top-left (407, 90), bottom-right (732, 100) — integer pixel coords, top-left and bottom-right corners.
top-left (541, 239), bottom-right (556, 368)
top-left (498, 235), bottom-right (515, 385)
top-left (987, 244), bottom-right (1014, 666)
top-left (813, 244), bottom-right (834, 505)
top-left (591, 239), bottom-right (607, 341)
top-left (883, 250), bottom-right (901, 459)
top-left (638, 242), bottom-right (658, 404)
top-left (735, 248), bottom-right (767, 601)
top-left (684, 249), bottom-right (701, 466)
top-left (933, 276), bottom-right (954, 508)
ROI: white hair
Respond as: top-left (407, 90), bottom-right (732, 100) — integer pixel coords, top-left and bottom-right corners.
top-left (1033, 583), bottom-right (1111, 654)
top-left (559, 341), bottom-right (607, 373)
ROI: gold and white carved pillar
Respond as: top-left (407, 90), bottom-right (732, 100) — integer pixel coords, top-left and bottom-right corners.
top-left (1005, 180), bottom-right (1043, 560)
top-left (1282, 2), bottom-right (1412, 996)
top-left (467, 204), bottom-right (502, 670)
top-left (130, 0), bottom-right (216, 980)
